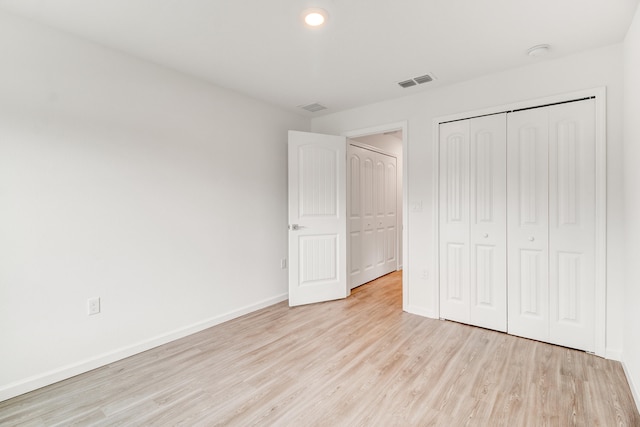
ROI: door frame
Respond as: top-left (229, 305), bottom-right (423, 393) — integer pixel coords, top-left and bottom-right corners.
top-left (433, 87), bottom-right (607, 357)
top-left (342, 121), bottom-right (408, 310)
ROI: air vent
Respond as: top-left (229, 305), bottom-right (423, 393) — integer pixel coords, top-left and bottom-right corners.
top-left (398, 73), bottom-right (436, 88)
top-left (299, 102), bottom-right (327, 112)
top-left (414, 74), bottom-right (433, 84)
top-left (398, 79), bottom-right (417, 88)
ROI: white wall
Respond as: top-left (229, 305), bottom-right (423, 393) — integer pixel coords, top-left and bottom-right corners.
top-left (0, 11), bottom-right (309, 400)
top-left (312, 44), bottom-right (626, 356)
top-left (623, 3), bottom-right (640, 408)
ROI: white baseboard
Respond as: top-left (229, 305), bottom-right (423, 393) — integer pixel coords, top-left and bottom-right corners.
top-left (0, 293), bottom-right (288, 402)
top-left (404, 305), bottom-right (438, 319)
top-left (622, 359), bottom-right (640, 413)
top-left (605, 348), bottom-right (623, 361)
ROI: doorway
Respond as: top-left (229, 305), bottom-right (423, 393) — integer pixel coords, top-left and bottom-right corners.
top-left (347, 131), bottom-right (403, 289)
top-left (287, 122), bottom-right (407, 308)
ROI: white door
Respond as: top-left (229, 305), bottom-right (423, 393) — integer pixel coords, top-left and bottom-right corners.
top-left (288, 131), bottom-right (348, 306)
top-left (507, 107), bottom-right (550, 342)
top-left (348, 145), bottom-right (398, 289)
top-left (439, 115), bottom-right (507, 330)
top-left (348, 145), bottom-right (377, 287)
top-left (381, 155), bottom-right (398, 277)
top-left (469, 114), bottom-right (507, 332)
top-left (439, 120), bottom-right (471, 323)
top-left (548, 99), bottom-right (596, 351)
top-left (507, 99), bottom-right (596, 352)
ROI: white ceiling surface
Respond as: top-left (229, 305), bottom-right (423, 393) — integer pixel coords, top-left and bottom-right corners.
top-left (0, 0), bottom-right (637, 116)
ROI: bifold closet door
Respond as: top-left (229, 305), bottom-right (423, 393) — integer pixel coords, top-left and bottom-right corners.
top-left (439, 120), bottom-right (470, 323)
top-left (348, 145), bottom-right (398, 289)
top-left (348, 145), bottom-right (375, 288)
top-left (439, 114), bottom-right (507, 331)
top-left (548, 100), bottom-right (595, 351)
top-left (380, 154), bottom-right (398, 279)
top-left (507, 99), bottom-right (596, 352)
top-left (506, 108), bottom-right (550, 342)
top-left (469, 114), bottom-right (507, 332)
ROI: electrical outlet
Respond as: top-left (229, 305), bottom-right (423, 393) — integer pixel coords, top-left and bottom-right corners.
top-left (421, 269), bottom-right (429, 279)
top-left (87, 297), bottom-right (100, 315)
top-left (280, 258), bottom-right (287, 269)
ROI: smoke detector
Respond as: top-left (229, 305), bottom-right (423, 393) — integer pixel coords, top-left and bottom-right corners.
top-left (527, 44), bottom-right (550, 57)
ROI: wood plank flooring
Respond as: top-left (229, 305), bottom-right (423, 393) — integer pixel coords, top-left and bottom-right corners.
top-left (1, 271), bottom-right (639, 426)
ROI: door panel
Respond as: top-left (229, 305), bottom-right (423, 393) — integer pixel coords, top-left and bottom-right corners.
top-left (288, 131), bottom-right (347, 306)
top-left (469, 114), bottom-right (507, 332)
top-left (374, 158), bottom-right (386, 277)
top-left (548, 100), bottom-right (595, 351)
top-left (439, 120), bottom-right (470, 323)
top-left (348, 153), bottom-right (362, 278)
top-left (349, 146), bottom-right (376, 286)
top-left (384, 160), bottom-right (398, 267)
top-left (362, 153), bottom-right (376, 281)
top-left (507, 108), bottom-right (550, 341)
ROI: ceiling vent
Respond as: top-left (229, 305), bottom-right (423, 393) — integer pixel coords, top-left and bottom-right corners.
top-left (299, 102), bottom-right (327, 113)
top-left (398, 73), bottom-right (436, 88)
top-left (413, 74), bottom-right (433, 84)
top-left (398, 79), bottom-right (417, 88)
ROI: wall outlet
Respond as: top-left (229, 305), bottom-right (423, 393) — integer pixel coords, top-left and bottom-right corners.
top-left (280, 258), bottom-right (287, 269)
top-left (420, 269), bottom-right (429, 279)
top-left (87, 297), bottom-right (101, 315)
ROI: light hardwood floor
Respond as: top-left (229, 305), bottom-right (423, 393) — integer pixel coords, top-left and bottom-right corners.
top-left (1, 271), bottom-right (639, 426)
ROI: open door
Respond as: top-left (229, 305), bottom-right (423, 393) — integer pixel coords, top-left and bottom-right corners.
top-left (288, 130), bottom-right (348, 306)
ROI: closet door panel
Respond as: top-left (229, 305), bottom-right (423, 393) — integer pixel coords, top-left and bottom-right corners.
top-left (548, 99), bottom-right (596, 351)
top-left (384, 158), bottom-right (398, 270)
top-left (374, 157), bottom-right (386, 277)
top-left (348, 148), bottom-right (363, 284)
top-left (507, 108), bottom-right (550, 342)
top-left (439, 120), bottom-right (470, 323)
top-left (361, 153), bottom-right (376, 284)
top-left (469, 114), bottom-right (507, 332)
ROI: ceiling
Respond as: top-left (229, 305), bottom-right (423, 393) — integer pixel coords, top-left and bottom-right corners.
top-left (0, 0), bottom-right (637, 117)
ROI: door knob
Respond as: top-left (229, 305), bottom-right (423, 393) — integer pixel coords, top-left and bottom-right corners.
top-left (529, 236), bottom-right (535, 242)
top-left (290, 224), bottom-right (300, 230)
top-left (483, 233), bottom-right (489, 238)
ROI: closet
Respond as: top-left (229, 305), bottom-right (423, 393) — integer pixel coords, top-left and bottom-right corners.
top-left (439, 98), bottom-right (597, 352)
top-left (348, 144), bottom-right (398, 288)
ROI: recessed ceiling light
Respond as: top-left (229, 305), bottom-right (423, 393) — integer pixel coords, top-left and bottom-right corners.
top-left (303, 8), bottom-right (328, 27)
top-left (527, 44), bottom-right (550, 57)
